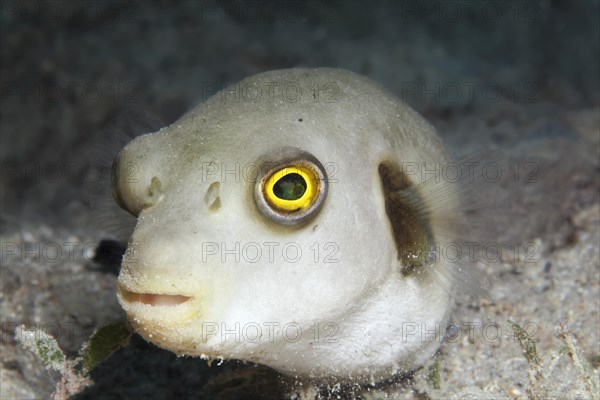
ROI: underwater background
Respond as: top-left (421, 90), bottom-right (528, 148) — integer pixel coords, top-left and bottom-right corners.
top-left (1, 1), bottom-right (598, 398)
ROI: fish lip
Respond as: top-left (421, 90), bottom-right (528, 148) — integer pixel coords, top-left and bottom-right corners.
top-left (117, 284), bottom-right (194, 307)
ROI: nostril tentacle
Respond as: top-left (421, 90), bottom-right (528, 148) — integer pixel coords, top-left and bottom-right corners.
top-left (204, 181), bottom-right (221, 210)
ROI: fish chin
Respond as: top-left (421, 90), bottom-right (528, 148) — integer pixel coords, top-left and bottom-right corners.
top-left (117, 283), bottom-right (240, 357)
top-left (117, 285), bottom-right (200, 344)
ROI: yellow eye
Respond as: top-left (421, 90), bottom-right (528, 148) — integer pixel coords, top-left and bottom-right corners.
top-left (264, 166), bottom-right (318, 211)
top-left (254, 150), bottom-right (328, 226)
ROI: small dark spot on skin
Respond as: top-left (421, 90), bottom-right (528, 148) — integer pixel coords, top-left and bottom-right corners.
top-left (544, 261), bottom-right (552, 273)
top-left (298, 118), bottom-right (303, 122)
top-left (312, 224), bottom-right (318, 231)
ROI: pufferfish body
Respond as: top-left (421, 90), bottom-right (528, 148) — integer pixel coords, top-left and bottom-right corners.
top-left (112, 68), bottom-right (480, 382)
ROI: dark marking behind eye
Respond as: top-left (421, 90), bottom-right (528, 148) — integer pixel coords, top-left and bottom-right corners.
top-left (379, 162), bottom-right (433, 274)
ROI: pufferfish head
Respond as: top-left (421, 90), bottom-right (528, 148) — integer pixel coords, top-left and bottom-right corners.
top-left (112, 68), bottom-right (469, 382)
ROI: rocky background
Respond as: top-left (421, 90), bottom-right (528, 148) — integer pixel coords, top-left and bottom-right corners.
top-left (1, 1), bottom-right (598, 399)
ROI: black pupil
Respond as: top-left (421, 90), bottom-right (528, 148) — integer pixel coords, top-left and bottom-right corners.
top-left (273, 173), bottom-right (306, 200)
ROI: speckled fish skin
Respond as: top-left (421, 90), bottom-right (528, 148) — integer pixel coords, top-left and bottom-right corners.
top-left (113, 68), bottom-right (458, 382)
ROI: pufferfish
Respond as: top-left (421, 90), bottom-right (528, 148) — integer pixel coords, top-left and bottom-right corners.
top-left (111, 68), bottom-right (489, 383)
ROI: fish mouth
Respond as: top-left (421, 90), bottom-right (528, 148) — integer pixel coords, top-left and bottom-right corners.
top-left (117, 284), bottom-right (202, 353)
top-left (118, 285), bottom-right (193, 307)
